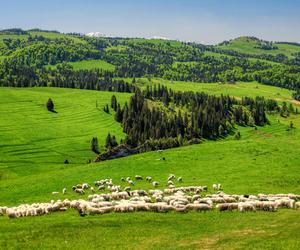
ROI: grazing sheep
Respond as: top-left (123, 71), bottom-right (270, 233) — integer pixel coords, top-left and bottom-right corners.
top-left (98, 185), bottom-right (105, 191)
top-left (216, 203), bottom-right (238, 212)
top-left (168, 174), bottom-right (176, 181)
top-left (213, 184), bottom-right (222, 191)
top-left (146, 176), bottom-right (152, 182)
top-left (128, 180), bottom-right (135, 186)
top-left (62, 188), bottom-right (67, 194)
top-left (0, 207), bottom-right (7, 216)
top-left (238, 202), bottom-right (256, 212)
top-left (135, 175), bottom-right (143, 180)
top-left (275, 199), bottom-right (295, 209)
top-left (126, 177), bottom-right (131, 182)
top-left (187, 204), bottom-right (212, 212)
top-left (74, 188), bottom-right (85, 195)
top-left (90, 187), bottom-right (95, 193)
top-left (152, 181), bottom-right (159, 187)
top-left (167, 180), bottom-right (174, 186)
top-left (52, 192), bottom-right (59, 195)
top-left (295, 202), bottom-right (300, 209)
top-left (177, 177), bottom-right (183, 182)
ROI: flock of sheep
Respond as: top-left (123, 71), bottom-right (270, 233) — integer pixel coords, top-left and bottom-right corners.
top-left (1, 174), bottom-right (300, 219)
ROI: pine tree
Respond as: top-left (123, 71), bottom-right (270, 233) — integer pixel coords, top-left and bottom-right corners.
top-left (105, 133), bottom-right (112, 149)
top-left (46, 98), bottom-right (54, 112)
top-left (91, 137), bottom-right (100, 154)
top-left (111, 95), bottom-right (117, 111)
top-left (115, 104), bottom-right (123, 122)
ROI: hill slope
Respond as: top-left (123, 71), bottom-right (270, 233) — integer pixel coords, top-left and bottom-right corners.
top-left (1, 87), bottom-right (300, 249)
top-left (218, 36), bottom-right (300, 58)
top-left (0, 87), bottom-right (131, 177)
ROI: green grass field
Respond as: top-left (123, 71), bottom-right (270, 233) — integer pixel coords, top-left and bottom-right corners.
top-left (47, 60), bottom-right (115, 72)
top-left (1, 86), bottom-right (300, 249)
top-left (218, 37), bottom-right (300, 58)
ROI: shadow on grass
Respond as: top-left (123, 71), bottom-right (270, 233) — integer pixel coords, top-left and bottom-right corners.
top-left (48, 109), bottom-right (58, 113)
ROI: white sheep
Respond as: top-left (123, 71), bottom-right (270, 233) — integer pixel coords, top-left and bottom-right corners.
top-left (74, 188), bottom-right (85, 195)
top-left (213, 184), bottom-right (222, 191)
top-left (128, 180), bottom-right (135, 186)
top-left (152, 181), bottom-right (159, 187)
top-left (135, 175), bottom-right (143, 180)
top-left (62, 188), bottom-right (67, 194)
top-left (52, 192), bottom-right (59, 195)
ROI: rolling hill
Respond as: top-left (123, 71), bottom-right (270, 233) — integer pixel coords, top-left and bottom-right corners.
top-left (1, 29), bottom-right (300, 249)
top-left (1, 85), bottom-right (300, 249)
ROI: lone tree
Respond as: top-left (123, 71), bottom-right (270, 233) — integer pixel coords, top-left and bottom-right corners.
top-left (91, 137), bottom-right (100, 154)
top-left (46, 98), bottom-right (54, 112)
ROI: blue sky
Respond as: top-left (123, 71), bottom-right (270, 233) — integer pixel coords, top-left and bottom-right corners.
top-left (1, 0), bottom-right (300, 44)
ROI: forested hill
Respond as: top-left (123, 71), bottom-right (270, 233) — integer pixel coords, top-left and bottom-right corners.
top-left (1, 28), bottom-right (300, 99)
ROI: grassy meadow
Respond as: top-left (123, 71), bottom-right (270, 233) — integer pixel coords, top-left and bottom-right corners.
top-left (47, 59), bottom-right (116, 72)
top-left (218, 37), bottom-right (300, 58)
top-left (1, 84), bottom-right (300, 249)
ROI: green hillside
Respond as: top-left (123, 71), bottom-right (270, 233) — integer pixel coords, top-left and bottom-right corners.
top-left (0, 88), bottom-right (130, 176)
top-left (1, 29), bottom-right (300, 249)
top-left (1, 87), bottom-right (300, 249)
top-left (218, 37), bottom-right (300, 58)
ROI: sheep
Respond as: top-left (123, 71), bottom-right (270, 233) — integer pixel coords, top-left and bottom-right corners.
top-left (213, 184), bottom-right (222, 191)
top-left (52, 192), bottom-right (59, 195)
top-left (168, 174), bottom-right (176, 181)
top-left (295, 202), bottom-right (300, 209)
top-left (167, 180), bottom-right (174, 186)
top-left (146, 176), bottom-right (152, 182)
top-left (255, 201), bottom-right (278, 212)
top-left (135, 175), bottom-right (143, 180)
top-left (126, 177), bottom-right (131, 182)
top-left (275, 199), bottom-right (295, 209)
top-left (216, 203), bottom-right (238, 212)
top-left (90, 187), bottom-right (95, 193)
top-left (0, 207), bottom-right (7, 216)
top-left (152, 181), bottom-right (159, 187)
top-left (187, 203), bottom-right (212, 212)
top-left (98, 185), bottom-right (105, 191)
top-left (238, 202), bottom-right (256, 212)
top-left (177, 177), bottom-right (183, 182)
top-left (62, 188), bottom-right (67, 194)
top-left (74, 188), bottom-right (85, 195)
top-left (128, 180), bottom-right (135, 186)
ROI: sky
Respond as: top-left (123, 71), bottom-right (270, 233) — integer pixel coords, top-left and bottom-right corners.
top-left (0, 0), bottom-right (300, 44)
